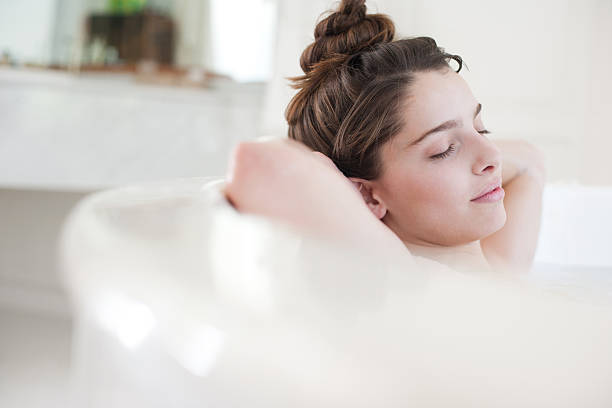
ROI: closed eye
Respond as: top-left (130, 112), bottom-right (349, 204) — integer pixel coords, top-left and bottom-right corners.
top-left (430, 144), bottom-right (456, 160)
top-left (430, 130), bottom-right (492, 160)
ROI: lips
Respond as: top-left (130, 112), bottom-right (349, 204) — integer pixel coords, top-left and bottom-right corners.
top-left (471, 178), bottom-right (502, 201)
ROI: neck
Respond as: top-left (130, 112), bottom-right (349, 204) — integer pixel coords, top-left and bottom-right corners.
top-left (403, 240), bottom-right (491, 273)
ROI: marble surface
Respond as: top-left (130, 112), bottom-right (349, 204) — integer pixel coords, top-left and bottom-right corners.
top-left (0, 67), bottom-right (266, 191)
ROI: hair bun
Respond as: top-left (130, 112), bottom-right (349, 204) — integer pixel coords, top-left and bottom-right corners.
top-left (300, 0), bottom-right (395, 73)
top-left (319, 0), bottom-right (367, 36)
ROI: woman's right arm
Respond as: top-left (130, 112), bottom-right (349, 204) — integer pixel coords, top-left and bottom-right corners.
top-left (223, 138), bottom-right (410, 255)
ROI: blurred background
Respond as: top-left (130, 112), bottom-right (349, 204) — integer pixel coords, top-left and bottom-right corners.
top-left (0, 0), bottom-right (610, 406)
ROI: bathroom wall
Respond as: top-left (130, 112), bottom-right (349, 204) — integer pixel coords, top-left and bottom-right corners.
top-left (263, 0), bottom-right (612, 185)
top-left (48, 0), bottom-right (277, 81)
top-left (0, 189), bottom-right (87, 317)
top-left (0, 0), bottom-right (58, 65)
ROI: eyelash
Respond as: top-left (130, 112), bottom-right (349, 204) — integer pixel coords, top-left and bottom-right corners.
top-left (430, 129), bottom-right (491, 160)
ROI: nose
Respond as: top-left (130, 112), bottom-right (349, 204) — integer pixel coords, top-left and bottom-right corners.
top-left (471, 134), bottom-right (501, 176)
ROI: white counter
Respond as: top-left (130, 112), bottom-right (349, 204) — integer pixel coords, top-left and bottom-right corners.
top-left (0, 67), bottom-right (266, 191)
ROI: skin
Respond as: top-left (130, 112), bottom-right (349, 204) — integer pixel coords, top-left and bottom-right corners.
top-left (225, 69), bottom-right (546, 274)
top-left (350, 68), bottom-right (546, 272)
top-left (223, 138), bottom-right (411, 259)
top-left (218, 91), bottom-right (612, 406)
top-left (481, 138), bottom-right (546, 272)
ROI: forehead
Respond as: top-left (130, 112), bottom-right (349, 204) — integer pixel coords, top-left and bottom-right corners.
top-left (381, 70), bottom-right (477, 161)
top-left (404, 69), bottom-right (476, 128)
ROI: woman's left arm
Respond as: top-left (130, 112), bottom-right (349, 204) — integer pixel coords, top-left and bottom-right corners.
top-left (480, 139), bottom-right (547, 273)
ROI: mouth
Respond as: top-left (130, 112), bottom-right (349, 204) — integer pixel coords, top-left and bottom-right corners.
top-left (471, 179), bottom-right (504, 203)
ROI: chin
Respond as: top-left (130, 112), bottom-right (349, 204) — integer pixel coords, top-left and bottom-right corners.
top-left (482, 207), bottom-right (507, 238)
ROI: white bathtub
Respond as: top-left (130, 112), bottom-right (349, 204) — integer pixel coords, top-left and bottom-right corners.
top-left (530, 182), bottom-right (612, 303)
top-left (60, 178), bottom-right (612, 407)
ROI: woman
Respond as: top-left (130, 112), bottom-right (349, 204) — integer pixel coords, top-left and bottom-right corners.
top-left (225, 0), bottom-right (546, 274)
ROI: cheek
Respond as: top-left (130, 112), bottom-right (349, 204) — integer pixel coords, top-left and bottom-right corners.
top-left (386, 166), bottom-right (464, 212)
top-left (411, 169), bottom-right (464, 208)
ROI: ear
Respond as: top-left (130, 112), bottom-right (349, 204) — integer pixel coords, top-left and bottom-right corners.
top-left (348, 178), bottom-right (388, 220)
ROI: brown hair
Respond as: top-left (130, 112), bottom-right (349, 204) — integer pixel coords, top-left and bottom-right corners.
top-left (285, 0), bottom-right (463, 180)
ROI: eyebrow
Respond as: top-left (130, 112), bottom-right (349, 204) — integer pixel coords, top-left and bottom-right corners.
top-left (409, 103), bottom-right (482, 146)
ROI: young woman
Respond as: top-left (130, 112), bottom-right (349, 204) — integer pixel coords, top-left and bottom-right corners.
top-left (224, 0), bottom-right (546, 274)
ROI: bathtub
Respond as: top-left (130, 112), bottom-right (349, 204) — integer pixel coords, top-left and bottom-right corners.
top-left (530, 182), bottom-right (612, 303)
top-left (60, 178), bottom-right (612, 407)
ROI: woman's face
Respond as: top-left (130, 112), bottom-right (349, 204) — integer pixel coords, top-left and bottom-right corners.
top-left (370, 69), bottom-right (506, 247)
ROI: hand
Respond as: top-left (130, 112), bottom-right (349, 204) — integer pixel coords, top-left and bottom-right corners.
top-left (495, 139), bottom-right (547, 188)
top-left (223, 138), bottom-right (397, 248)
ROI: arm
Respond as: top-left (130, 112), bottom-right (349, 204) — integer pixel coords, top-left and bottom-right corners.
top-left (223, 138), bottom-right (410, 256)
top-left (480, 139), bottom-right (547, 273)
